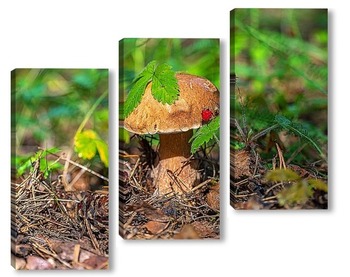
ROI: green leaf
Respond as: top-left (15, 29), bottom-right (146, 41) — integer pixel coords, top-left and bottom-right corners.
top-left (124, 61), bottom-right (156, 117)
top-left (274, 114), bottom-right (292, 128)
top-left (74, 130), bottom-right (98, 160)
top-left (74, 130), bottom-right (109, 167)
top-left (151, 63), bottom-right (179, 104)
top-left (124, 61), bottom-right (179, 117)
top-left (190, 116), bottom-right (220, 154)
top-left (95, 140), bottom-right (109, 167)
top-left (265, 168), bottom-right (301, 182)
top-left (16, 157), bottom-right (33, 176)
top-left (40, 159), bottom-right (63, 178)
top-left (274, 114), bottom-right (324, 158)
top-left (47, 160), bottom-right (63, 172)
top-left (32, 147), bottom-right (61, 161)
top-left (119, 127), bottom-right (130, 144)
top-left (15, 147), bottom-right (62, 177)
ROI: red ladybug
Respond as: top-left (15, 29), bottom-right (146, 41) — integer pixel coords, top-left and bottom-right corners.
top-left (201, 109), bottom-right (214, 122)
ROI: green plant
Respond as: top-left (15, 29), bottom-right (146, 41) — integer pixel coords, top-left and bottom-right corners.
top-left (233, 97), bottom-right (326, 164)
top-left (274, 114), bottom-right (325, 159)
top-left (231, 9), bottom-right (327, 166)
top-left (73, 89), bottom-right (109, 167)
top-left (13, 69), bottom-right (109, 175)
top-left (14, 147), bottom-right (63, 178)
top-left (124, 60), bottom-right (179, 117)
top-left (190, 116), bottom-right (220, 154)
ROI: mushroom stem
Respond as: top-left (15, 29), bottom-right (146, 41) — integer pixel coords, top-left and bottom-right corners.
top-left (154, 130), bottom-right (198, 194)
top-left (159, 131), bottom-right (192, 160)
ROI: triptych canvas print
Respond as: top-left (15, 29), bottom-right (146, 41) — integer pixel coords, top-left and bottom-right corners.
top-left (11, 8), bottom-right (328, 270)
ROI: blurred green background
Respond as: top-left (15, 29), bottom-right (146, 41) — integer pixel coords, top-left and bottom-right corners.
top-left (119, 38), bottom-right (220, 143)
top-left (12, 69), bottom-right (108, 174)
top-left (230, 9), bottom-right (328, 163)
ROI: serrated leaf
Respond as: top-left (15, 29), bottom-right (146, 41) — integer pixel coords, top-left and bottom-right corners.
top-left (190, 116), bottom-right (220, 153)
top-left (17, 158), bottom-right (32, 176)
top-left (124, 61), bottom-right (156, 117)
top-left (151, 63), bottom-right (179, 104)
top-left (33, 147), bottom-right (61, 160)
top-left (274, 114), bottom-right (292, 128)
top-left (265, 168), bottom-right (301, 182)
top-left (16, 147), bottom-right (62, 176)
top-left (74, 130), bottom-right (98, 160)
top-left (47, 160), bottom-right (63, 171)
top-left (308, 179), bottom-right (328, 192)
top-left (275, 114), bottom-right (324, 157)
top-left (40, 159), bottom-right (63, 178)
top-left (95, 140), bottom-right (109, 167)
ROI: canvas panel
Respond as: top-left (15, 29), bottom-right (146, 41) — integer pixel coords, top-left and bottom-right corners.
top-left (119, 38), bottom-right (221, 239)
top-left (11, 69), bottom-right (109, 269)
top-left (230, 9), bottom-right (328, 210)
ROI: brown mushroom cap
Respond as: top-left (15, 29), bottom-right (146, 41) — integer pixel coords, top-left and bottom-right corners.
top-left (124, 73), bottom-right (219, 134)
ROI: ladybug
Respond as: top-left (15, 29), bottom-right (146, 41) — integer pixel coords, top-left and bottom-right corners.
top-left (201, 109), bottom-right (214, 122)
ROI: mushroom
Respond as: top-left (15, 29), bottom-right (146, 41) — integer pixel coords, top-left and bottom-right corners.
top-left (124, 73), bottom-right (219, 195)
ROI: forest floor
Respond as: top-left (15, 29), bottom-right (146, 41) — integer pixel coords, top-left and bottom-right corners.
top-left (11, 157), bottom-right (109, 270)
top-left (230, 136), bottom-right (328, 210)
top-left (119, 136), bottom-right (220, 239)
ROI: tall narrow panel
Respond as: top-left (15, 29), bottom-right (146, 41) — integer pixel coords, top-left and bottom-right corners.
top-left (11, 69), bottom-right (109, 269)
top-left (230, 9), bottom-right (328, 210)
top-left (119, 38), bottom-right (220, 239)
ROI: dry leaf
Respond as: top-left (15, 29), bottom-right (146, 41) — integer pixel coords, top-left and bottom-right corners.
top-left (143, 221), bottom-right (168, 234)
top-left (131, 200), bottom-right (171, 222)
top-left (232, 150), bottom-right (251, 179)
top-left (26, 255), bottom-right (54, 270)
top-left (13, 256), bottom-right (26, 270)
top-left (206, 183), bottom-right (220, 210)
top-left (82, 256), bottom-right (108, 269)
top-left (191, 221), bottom-right (216, 238)
top-left (174, 224), bottom-right (200, 239)
top-left (234, 196), bottom-right (263, 210)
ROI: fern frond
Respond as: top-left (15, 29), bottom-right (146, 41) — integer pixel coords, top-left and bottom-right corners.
top-left (274, 114), bottom-right (325, 159)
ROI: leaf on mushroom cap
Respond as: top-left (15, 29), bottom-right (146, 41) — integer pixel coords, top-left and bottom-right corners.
top-left (151, 63), bottom-right (179, 104)
top-left (123, 61), bottom-right (179, 118)
top-left (123, 61), bottom-right (155, 118)
top-left (124, 73), bottom-right (219, 134)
